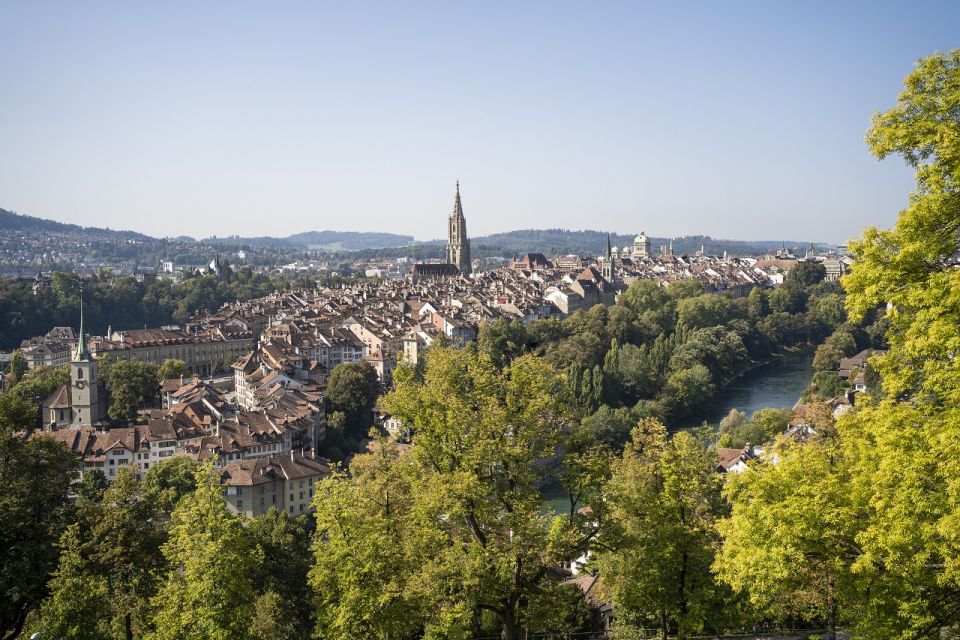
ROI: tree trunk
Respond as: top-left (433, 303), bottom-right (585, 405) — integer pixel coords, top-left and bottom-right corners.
top-left (502, 609), bottom-right (519, 640)
top-left (125, 611), bottom-right (134, 640)
top-left (826, 574), bottom-right (837, 640)
top-left (660, 607), bottom-right (669, 640)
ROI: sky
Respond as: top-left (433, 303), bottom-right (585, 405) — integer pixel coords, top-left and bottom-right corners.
top-left (1, 1), bottom-right (957, 244)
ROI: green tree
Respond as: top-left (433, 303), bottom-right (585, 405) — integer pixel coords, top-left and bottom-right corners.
top-left (147, 462), bottom-right (257, 640)
top-left (156, 358), bottom-right (190, 382)
top-left (106, 360), bottom-right (160, 422)
top-left (378, 347), bottom-right (605, 640)
top-left (661, 364), bottom-right (714, 417)
top-left (477, 318), bottom-right (529, 368)
top-left (716, 437), bottom-right (858, 640)
top-left (746, 287), bottom-right (769, 319)
top-left (0, 431), bottom-right (77, 639)
top-left (597, 422), bottom-right (728, 639)
top-left (141, 456), bottom-right (200, 513)
top-left (676, 294), bottom-right (733, 329)
top-left (787, 261), bottom-right (826, 287)
top-left (8, 349), bottom-right (27, 384)
top-left (248, 509), bottom-right (312, 639)
top-left (310, 442), bottom-right (421, 640)
top-left (326, 361), bottom-right (380, 442)
top-left (30, 526), bottom-right (111, 640)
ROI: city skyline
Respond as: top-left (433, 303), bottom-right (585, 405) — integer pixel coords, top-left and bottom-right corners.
top-left (2, 2), bottom-right (958, 243)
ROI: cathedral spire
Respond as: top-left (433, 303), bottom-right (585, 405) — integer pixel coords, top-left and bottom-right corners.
top-left (75, 285), bottom-right (91, 361)
top-left (452, 180), bottom-right (463, 218)
top-left (606, 233), bottom-right (612, 259)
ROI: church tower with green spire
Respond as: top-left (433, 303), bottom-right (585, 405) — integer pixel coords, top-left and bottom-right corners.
top-left (70, 287), bottom-right (99, 425)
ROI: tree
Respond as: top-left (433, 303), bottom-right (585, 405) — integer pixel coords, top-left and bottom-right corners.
top-left (156, 358), bottom-right (189, 382)
top-left (141, 456), bottom-right (199, 513)
top-left (767, 282), bottom-right (807, 314)
top-left (597, 422), bottom-right (728, 639)
top-left (105, 360), bottom-right (160, 422)
top-left (147, 462), bottom-right (257, 640)
top-left (661, 364), bottom-right (714, 417)
top-left (248, 509), bottom-right (312, 639)
top-left (30, 526), bottom-right (111, 640)
top-left (477, 318), bottom-right (529, 368)
top-left (310, 443), bottom-right (421, 640)
top-left (376, 347), bottom-right (605, 640)
top-left (677, 294), bottom-right (733, 330)
top-left (812, 329), bottom-right (857, 372)
top-left (0, 431), bottom-right (77, 639)
top-left (715, 437), bottom-right (858, 640)
top-left (746, 287), bottom-right (769, 319)
top-left (787, 261), bottom-right (826, 287)
top-left (8, 349), bottom-right (27, 384)
top-left (326, 361), bottom-right (380, 442)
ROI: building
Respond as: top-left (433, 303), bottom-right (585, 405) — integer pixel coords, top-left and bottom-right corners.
top-left (447, 181), bottom-right (472, 276)
top-left (633, 231), bottom-right (652, 259)
top-left (91, 327), bottom-right (255, 377)
top-left (221, 451), bottom-right (331, 517)
top-left (42, 297), bottom-right (109, 429)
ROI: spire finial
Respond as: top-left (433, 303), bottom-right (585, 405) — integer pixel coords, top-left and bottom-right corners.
top-left (75, 283), bottom-right (90, 361)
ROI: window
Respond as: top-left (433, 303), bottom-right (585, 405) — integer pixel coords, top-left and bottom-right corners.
top-left (77, 367), bottom-right (83, 380)
top-left (289, 506), bottom-right (294, 513)
top-left (237, 487), bottom-right (242, 496)
top-left (289, 493), bottom-right (294, 502)
top-left (237, 500), bottom-right (243, 509)
top-left (144, 463), bottom-right (149, 469)
top-left (299, 504), bottom-right (304, 512)
top-left (299, 491), bottom-right (304, 499)
top-left (272, 495), bottom-right (277, 504)
top-left (299, 480), bottom-right (304, 488)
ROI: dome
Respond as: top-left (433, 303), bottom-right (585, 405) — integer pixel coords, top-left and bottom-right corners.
top-left (634, 232), bottom-right (647, 243)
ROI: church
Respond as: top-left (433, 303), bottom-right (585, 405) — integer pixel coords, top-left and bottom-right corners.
top-left (43, 297), bottom-right (109, 430)
top-left (410, 182), bottom-right (473, 281)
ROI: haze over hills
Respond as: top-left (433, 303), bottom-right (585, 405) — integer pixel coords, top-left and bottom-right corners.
top-left (0, 207), bottom-right (833, 259)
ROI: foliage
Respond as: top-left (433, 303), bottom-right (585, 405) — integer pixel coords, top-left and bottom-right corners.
top-left (156, 358), bottom-right (190, 382)
top-left (8, 349), bottom-right (27, 384)
top-left (326, 360), bottom-right (380, 442)
top-left (715, 434), bottom-right (857, 640)
top-left (597, 422), bottom-right (730, 639)
top-left (352, 347), bottom-right (609, 640)
top-left (105, 359), bottom-right (159, 422)
top-left (0, 430), bottom-right (77, 639)
top-left (147, 461), bottom-right (257, 640)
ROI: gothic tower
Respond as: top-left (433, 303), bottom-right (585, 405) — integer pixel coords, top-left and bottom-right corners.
top-left (71, 288), bottom-right (99, 426)
top-left (447, 181), bottom-right (471, 276)
top-left (601, 233), bottom-right (614, 282)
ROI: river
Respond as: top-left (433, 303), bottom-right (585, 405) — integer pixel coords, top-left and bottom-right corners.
top-left (670, 348), bottom-right (814, 431)
top-left (541, 348), bottom-right (815, 515)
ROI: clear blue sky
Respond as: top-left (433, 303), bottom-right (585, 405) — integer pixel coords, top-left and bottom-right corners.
top-left (1, 1), bottom-right (957, 243)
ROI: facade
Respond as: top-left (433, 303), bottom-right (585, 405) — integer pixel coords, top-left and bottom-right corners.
top-left (447, 181), bottom-right (472, 276)
top-left (221, 451), bottom-right (331, 517)
top-left (633, 232), bottom-right (652, 259)
top-left (91, 328), bottom-right (255, 377)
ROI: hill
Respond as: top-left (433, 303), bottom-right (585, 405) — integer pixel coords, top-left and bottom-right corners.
top-left (0, 208), bottom-right (153, 241)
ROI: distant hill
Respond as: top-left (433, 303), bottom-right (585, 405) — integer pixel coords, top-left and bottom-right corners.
top-left (424, 229), bottom-right (826, 258)
top-left (204, 230), bottom-right (416, 251)
top-left (0, 208), bottom-right (152, 241)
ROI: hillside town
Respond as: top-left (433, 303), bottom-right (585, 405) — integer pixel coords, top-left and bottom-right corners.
top-left (10, 185), bottom-right (856, 512)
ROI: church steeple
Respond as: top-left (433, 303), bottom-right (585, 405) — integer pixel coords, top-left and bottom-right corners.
top-left (74, 285), bottom-right (91, 361)
top-left (447, 181), bottom-right (471, 276)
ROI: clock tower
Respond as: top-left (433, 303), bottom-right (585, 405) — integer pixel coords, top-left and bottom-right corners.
top-left (71, 290), bottom-right (99, 426)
